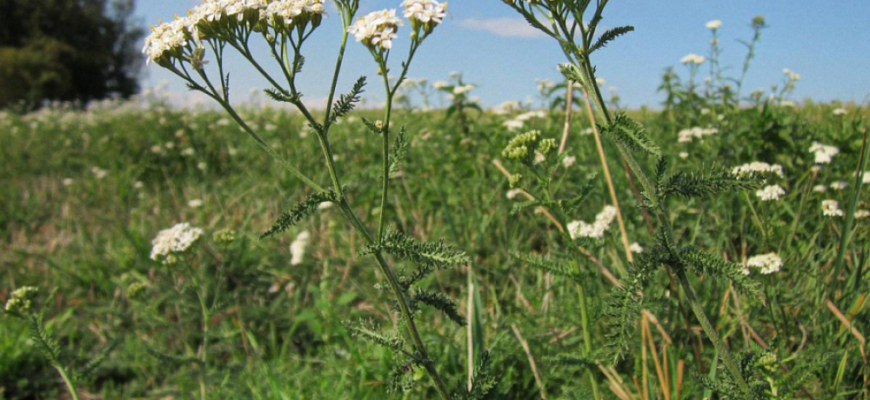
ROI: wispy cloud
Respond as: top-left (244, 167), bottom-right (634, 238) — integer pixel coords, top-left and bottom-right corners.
top-left (457, 18), bottom-right (546, 39)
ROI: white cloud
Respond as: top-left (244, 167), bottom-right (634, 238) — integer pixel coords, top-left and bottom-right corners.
top-left (458, 18), bottom-right (546, 39)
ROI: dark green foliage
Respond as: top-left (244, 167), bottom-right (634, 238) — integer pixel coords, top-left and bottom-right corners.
top-left (343, 319), bottom-right (406, 353)
top-left (452, 352), bottom-right (497, 400)
top-left (261, 189), bottom-right (338, 239)
top-left (679, 247), bottom-right (760, 294)
top-left (143, 346), bottom-right (204, 366)
top-left (603, 252), bottom-right (659, 362)
top-left (600, 112), bottom-right (661, 156)
top-left (658, 165), bottom-right (762, 199)
top-left (363, 230), bottom-right (470, 271)
top-left (329, 76), bottom-right (366, 127)
top-left (590, 26), bottom-right (635, 53)
top-left (264, 88), bottom-right (302, 105)
top-left (389, 126), bottom-right (409, 177)
top-left (74, 338), bottom-right (120, 382)
top-left (0, 0), bottom-right (143, 108)
top-left (511, 252), bottom-right (583, 282)
top-left (411, 290), bottom-right (466, 326)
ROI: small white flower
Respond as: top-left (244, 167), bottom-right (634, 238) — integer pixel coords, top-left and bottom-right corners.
top-left (679, 152), bottom-right (689, 159)
top-left (62, 178), bottom-right (74, 186)
top-left (783, 68), bottom-right (801, 81)
top-left (317, 201), bottom-right (333, 210)
top-left (401, 0), bottom-right (447, 30)
top-left (812, 185), bottom-right (828, 193)
top-left (756, 184), bottom-right (785, 201)
top-left (91, 167), bottom-right (108, 180)
top-left (830, 181), bottom-right (849, 191)
top-left (678, 127), bottom-right (718, 143)
top-left (567, 205), bottom-right (617, 240)
top-left (197, 162), bottom-right (207, 171)
top-left (562, 156), bottom-right (576, 168)
top-left (290, 231), bottom-right (311, 266)
top-left (348, 9), bottom-right (404, 50)
top-left (187, 199), bottom-right (204, 208)
top-left (833, 108), bottom-right (847, 116)
top-left (746, 253), bottom-right (782, 275)
top-left (629, 242), bottom-right (644, 254)
top-left (680, 54), bottom-right (705, 65)
top-left (809, 142), bottom-right (839, 164)
top-left (855, 210), bottom-right (870, 219)
top-left (182, 147), bottom-right (196, 156)
top-left (862, 171), bottom-right (870, 185)
top-left (822, 199), bottom-right (844, 217)
top-left (150, 222), bottom-right (204, 264)
top-left (506, 189), bottom-right (523, 200)
top-left (706, 19), bottom-right (722, 30)
top-left (134, 181), bottom-right (144, 189)
top-left (453, 84), bottom-right (475, 96)
top-left (732, 162), bottom-right (785, 179)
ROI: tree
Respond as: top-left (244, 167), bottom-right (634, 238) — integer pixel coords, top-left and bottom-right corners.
top-left (0, 0), bottom-right (144, 109)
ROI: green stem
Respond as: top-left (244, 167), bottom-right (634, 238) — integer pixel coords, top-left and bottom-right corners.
top-left (577, 282), bottom-right (602, 400)
top-left (834, 130), bottom-right (869, 291)
top-left (55, 366), bottom-right (80, 400)
top-left (196, 286), bottom-right (210, 400)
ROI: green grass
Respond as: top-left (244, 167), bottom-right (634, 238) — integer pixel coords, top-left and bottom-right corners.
top-left (0, 98), bottom-right (868, 399)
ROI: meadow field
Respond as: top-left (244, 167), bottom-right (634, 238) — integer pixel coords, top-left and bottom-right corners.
top-left (2, 0), bottom-right (869, 399)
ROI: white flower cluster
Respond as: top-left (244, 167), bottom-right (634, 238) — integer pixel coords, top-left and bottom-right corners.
top-left (822, 200), bottom-right (844, 217)
top-left (453, 84), bottom-right (475, 96)
top-left (348, 9), bottom-right (404, 50)
top-left (143, 0), bottom-right (326, 64)
top-left (862, 171), bottom-right (870, 185)
top-left (678, 127), bottom-right (718, 143)
top-left (745, 253), bottom-right (782, 275)
top-left (783, 68), bottom-right (801, 81)
top-left (856, 210), bottom-right (870, 219)
top-left (706, 20), bottom-right (722, 30)
top-left (830, 181), bottom-right (849, 191)
top-left (681, 53), bottom-right (706, 65)
top-left (567, 205), bottom-right (617, 240)
top-left (732, 162), bottom-right (785, 179)
top-left (756, 184), bottom-right (786, 202)
top-left (290, 230), bottom-right (311, 265)
top-left (503, 110), bottom-right (546, 131)
top-left (401, 0), bottom-right (447, 31)
top-left (809, 142), bottom-right (839, 164)
top-left (150, 222), bottom-right (204, 264)
top-left (833, 108), bottom-right (847, 116)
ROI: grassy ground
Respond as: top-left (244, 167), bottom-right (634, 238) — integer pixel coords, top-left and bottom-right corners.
top-left (0, 97), bottom-right (868, 399)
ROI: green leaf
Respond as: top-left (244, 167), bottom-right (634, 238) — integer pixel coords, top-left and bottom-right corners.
top-left (329, 76), bottom-right (366, 126)
top-left (389, 126), bottom-right (409, 177)
top-left (412, 290), bottom-right (465, 327)
top-left (363, 230), bottom-right (469, 271)
top-left (590, 26), bottom-right (635, 53)
top-left (659, 166), bottom-right (761, 199)
top-left (678, 247), bottom-right (760, 295)
top-left (343, 319), bottom-right (405, 352)
top-left (600, 112), bottom-right (661, 156)
top-left (261, 189), bottom-right (338, 239)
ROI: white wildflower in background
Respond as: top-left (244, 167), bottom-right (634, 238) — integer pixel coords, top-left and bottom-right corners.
top-left (134, 181), bottom-right (144, 189)
top-left (453, 84), bottom-right (475, 96)
top-left (822, 200), bottom-right (844, 217)
top-left (830, 181), bottom-right (849, 191)
top-left (679, 152), bottom-right (689, 159)
top-left (142, 17), bottom-right (187, 64)
top-left (813, 185), bottom-right (827, 193)
top-left (317, 201), bottom-right (333, 210)
top-left (182, 147), bottom-right (196, 156)
top-left (783, 68), bottom-right (801, 81)
top-left (506, 189), bottom-right (523, 200)
top-left (503, 110), bottom-right (546, 131)
top-left (62, 178), bottom-right (74, 187)
top-left (197, 162), bottom-right (207, 171)
top-left (862, 171), bottom-right (870, 184)
top-left (150, 222), bottom-right (204, 264)
top-left (855, 210), bottom-right (870, 219)
top-left (629, 242), bottom-right (644, 253)
top-left (746, 253), bottom-right (783, 275)
top-left (832, 108), bottom-right (847, 115)
top-left (678, 127), bottom-right (718, 143)
top-left (756, 185), bottom-right (785, 201)
top-left (431, 80), bottom-right (448, 89)
top-left (348, 9), bottom-right (404, 50)
top-left (732, 162), bottom-right (785, 179)
top-left (91, 167), bottom-right (108, 179)
top-left (809, 142), bottom-right (839, 164)
top-left (187, 199), bottom-right (204, 208)
top-left (680, 53), bottom-right (705, 65)
top-left (567, 205), bottom-right (617, 240)
top-left (580, 127), bottom-right (594, 136)
top-left (562, 156), bottom-right (576, 168)
top-left (706, 19), bottom-right (722, 30)
top-left (289, 231), bottom-right (311, 266)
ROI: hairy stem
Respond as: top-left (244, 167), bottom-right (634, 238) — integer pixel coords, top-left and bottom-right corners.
top-left (55, 365), bottom-right (80, 400)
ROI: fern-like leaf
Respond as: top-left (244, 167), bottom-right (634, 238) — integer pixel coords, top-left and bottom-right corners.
top-left (590, 26), bottom-right (635, 53)
top-left (389, 126), bottom-right (409, 177)
top-left (75, 337), bottom-right (120, 382)
top-left (329, 76), bottom-right (366, 126)
top-left (363, 230), bottom-right (470, 270)
top-left (261, 189), bottom-right (338, 239)
top-left (679, 247), bottom-right (760, 295)
top-left (343, 319), bottom-right (406, 352)
top-left (511, 252), bottom-right (583, 282)
top-left (412, 290), bottom-right (466, 327)
top-left (659, 166), bottom-right (761, 199)
top-left (28, 315), bottom-right (61, 365)
top-left (600, 113), bottom-right (661, 156)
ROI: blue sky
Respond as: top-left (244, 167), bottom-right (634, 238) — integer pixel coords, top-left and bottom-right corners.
top-left (136, 0), bottom-right (870, 108)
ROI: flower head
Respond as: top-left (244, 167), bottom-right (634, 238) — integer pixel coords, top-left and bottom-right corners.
top-left (732, 162), bottom-right (785, 179)
top-left (746, 253), bottom-right (782, 275)
top-left (401, 0), bottom-right (447, 33)
top-left (143, 17), bottom-right (189, 64)
top-left (4, 286), bottom-right (39, 317)
top-left (822, 200), bottom-right (844, 217)
top-left (150, 222), bottom-right (204, 264)
top-left (681, 54), bottom-right (705, 65)
top-left (756, 184), bottom-right (785, 201)
top-left (809, 142), bottom-right (839, 164)
top-left (567, 205), bottom-right (617, 240)
top-left (348, 9), bottom-right (404, 51)
top-left (706, 20), bottom-right (722, 30)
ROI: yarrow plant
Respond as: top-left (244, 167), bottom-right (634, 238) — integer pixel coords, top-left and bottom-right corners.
top-left (499, 0), bottom-right (769, 398)
top-left (144, 1), bottom-right (468, 398)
